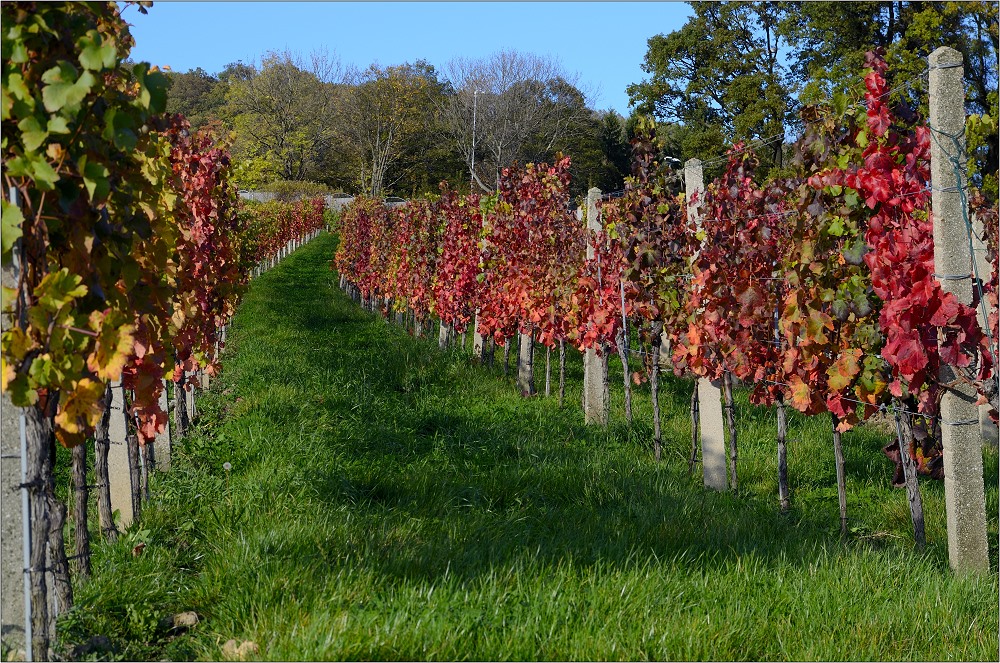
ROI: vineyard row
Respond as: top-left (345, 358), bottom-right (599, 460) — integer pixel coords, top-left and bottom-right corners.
top-left (333, 48), bottom-right (998, 575)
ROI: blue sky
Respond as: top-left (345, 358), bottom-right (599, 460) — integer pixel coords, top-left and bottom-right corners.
top-left (123, 2), bottom-right (694, 116)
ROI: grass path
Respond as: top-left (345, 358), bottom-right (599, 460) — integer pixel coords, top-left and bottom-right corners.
top-left (64, 233), bottom-right (998, 661)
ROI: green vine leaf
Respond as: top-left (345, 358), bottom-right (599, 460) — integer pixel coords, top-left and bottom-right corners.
top-left (1, 198), bottom-right (23, 258)
top-left (77, 30), bottom-right (116, 71)
top-left (41, 64), bottom-right (95, 114)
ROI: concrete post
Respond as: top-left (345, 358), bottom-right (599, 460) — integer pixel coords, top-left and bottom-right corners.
top-left (658, 330), bottom-right (671, 369)
top-left (929, 47), bottom-right (989, 573)
top-left (517, 331), bottom-right (536, 396)
top-left (185, 372), bottom-right (196, 424)
top-left (439, 321), bottom-right (451, 351)
top-left (1, 254), bottom-right (25, 656)
top-left (686, 158), bottom-right (728, 491)
top-left (107, 381), bottom-right (134, 528)
top-left (971, 212), bottom-right (999, 446)
top-left (152, 380), bottom-right (171, 472)
top-left (473, 313), bottom-right (485, 360)
top-left (583, 187), bottom-right (610, 425)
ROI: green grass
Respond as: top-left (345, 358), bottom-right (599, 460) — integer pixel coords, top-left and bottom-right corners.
top-left (60, 233), bottom-right (998, 661)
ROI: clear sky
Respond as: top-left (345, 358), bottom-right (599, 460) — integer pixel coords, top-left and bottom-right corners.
top-left (123, 1), bottom-right (694, 116)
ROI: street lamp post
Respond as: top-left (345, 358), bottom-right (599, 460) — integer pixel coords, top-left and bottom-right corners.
top-left (470, 88), bottom-right (480, 190)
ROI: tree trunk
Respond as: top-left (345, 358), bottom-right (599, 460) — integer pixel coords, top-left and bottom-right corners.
top-left (689, 382), bottom-right (700, 476)
top-left (71, 443), bottom-right (91, 578)
top-left (831, 413), bottom-right (848, 536)
top-left (24, 406), bottom-right (51, 658)
top-left (722, 371), bottom-right (738, 491)
top-left (650, 322), bottom-right (663, 462)
top-left (503, 338), bottom-right (511, 376)
top-left (777, 395), bottom-right (790, 512)
top-left (615, 326), bottom-right (633, 424)
top-left (893, 402), bottom-right (926, 549)
top-left (94, 386), bottom-right (117, 542)
top-left (545, 346), bottom-right (551, 397)
top-left (558, 339), bottom-right (566, 407)
top-left (516, 331), bottom-right (536, 396)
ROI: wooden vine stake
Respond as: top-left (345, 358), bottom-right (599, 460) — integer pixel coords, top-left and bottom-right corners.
top-left (45, 466), bottom-right (73, 617)
top-left (650, 321), bottom-right (664, 461)
top-left (776, 395), bottom-right (790, 511)
top-left (545, 346), bottom-right (551, 398)
top-left (892, 402), bottom-right (925, 548)
top-left (616, 280), bottom-right (633, 424)
top-left (831, 413), bottom-right (848, 536)
top-left (722, 371), bottom-right (738, 490)
top-left (174, 378), bottom-right (190, 440)
top-left (688, 383), bottom-right (700, 476)
top-left (70, 444), bottom-right (90, 578)
top-left (558, 340), bottom-right (567, 407)
top-left (94, 386), bottom-right (117, 543)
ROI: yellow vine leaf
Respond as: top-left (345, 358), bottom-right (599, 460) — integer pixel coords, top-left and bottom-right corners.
top-left (2, 326), bottom-right (36, 360)
top-left (827, 348), bottom-right (862, 392)
top-left (86, 310), bottom-right (135, 380)
top-left (54, 377), bottom-right (105, 447)
top-left (1, 356), bottom-right (14, 392)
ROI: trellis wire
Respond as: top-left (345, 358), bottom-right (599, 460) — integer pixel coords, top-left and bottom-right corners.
top-left (926, 122), bottom-right (999, 385)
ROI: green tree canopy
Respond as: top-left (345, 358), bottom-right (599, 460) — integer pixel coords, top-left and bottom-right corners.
top-left (629, 1), bottom-right (997, 189)
top-left (628, 2), bottom-right (792, 177)
top-left (164, 67), bottom-right (225, 131)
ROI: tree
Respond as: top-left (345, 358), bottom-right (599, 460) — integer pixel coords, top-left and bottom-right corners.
top-left (390, 63), bottom-right (466, 198)
top-left (596, 111), bottom-right (633, 192)
top-left (441, 50), bottom-right (594, 192)
top-left (780, 0), bottom-right (998, 196)
top-left (628, 2), bottom-right (793, 176)
top-left (224, 51), bottom-right (338, 184)
top-left (336, 61), bottom-right (462, 198)
top-left (164, 67), bottom-right (225, 131)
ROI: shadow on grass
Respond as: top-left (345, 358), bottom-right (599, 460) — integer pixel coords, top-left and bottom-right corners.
top-left (213, 235), bottom-right (943, 591)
